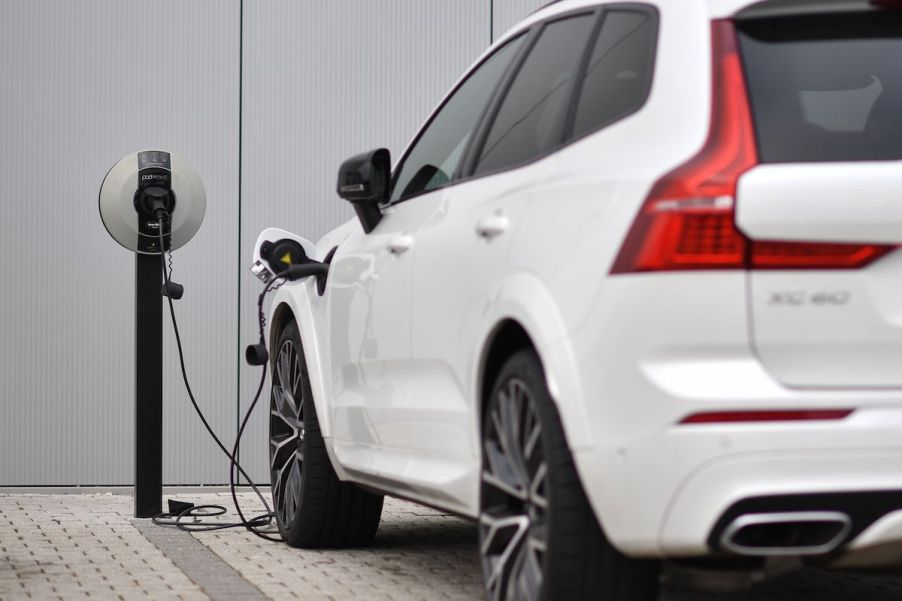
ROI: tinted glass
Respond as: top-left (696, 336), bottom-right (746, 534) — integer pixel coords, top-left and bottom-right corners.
top-left (473, 14), bottom-right (596, 175)
top-left (572, 10), bottom-right (656, 139)
top-left (391, 36), bottom-right (525, 202)
top-left (738, 13), bottom-right (902, 162)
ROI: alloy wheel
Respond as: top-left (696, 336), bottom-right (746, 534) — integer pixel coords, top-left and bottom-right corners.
top-left (480, 377), bottom-right (549, 601)
top-left (269, 337), bottom-right (305, 527)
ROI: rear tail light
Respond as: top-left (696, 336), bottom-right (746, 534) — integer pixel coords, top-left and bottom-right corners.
top-left (610, 21), bottom-right (754, 274)
top-left (610, 21), bottom-right (896, 274)
top-left (679, 409), bottom-right (854, 425)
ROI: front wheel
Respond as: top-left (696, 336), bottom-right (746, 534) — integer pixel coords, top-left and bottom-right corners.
top-left (479, 349), bottom-right (660, 600)
top-left (269, 320), bottom-right (383, 548)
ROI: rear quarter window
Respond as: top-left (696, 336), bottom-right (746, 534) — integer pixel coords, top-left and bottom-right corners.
top-left (472, 13), bottom-right (597, 176)
top-left (571, 8), bottom-right (658, 139)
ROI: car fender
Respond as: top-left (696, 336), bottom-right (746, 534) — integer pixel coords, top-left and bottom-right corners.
top-left (475, 271), bottom-right (592, 450)
top-left (268, 280), bottom-right (334, 442)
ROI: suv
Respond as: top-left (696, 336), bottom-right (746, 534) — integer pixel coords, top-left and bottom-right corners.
top-left (252, 1), bottom-right (902, 598)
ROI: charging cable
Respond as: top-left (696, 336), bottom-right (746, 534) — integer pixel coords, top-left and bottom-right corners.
top-left (151, 215), bottom-right (285, 541)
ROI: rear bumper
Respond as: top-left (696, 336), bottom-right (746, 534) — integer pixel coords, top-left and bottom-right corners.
top-left (553, 273), bottom-right (902, 564)
top-left (572, 400), bottom-right (902, 560)
top-left (661, 447), bottom-right (902, 556)
top-left (835, 509), bottom-right (902, 570)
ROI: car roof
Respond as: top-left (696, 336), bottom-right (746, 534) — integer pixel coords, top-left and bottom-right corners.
top-left (521, 0), bottom-right (878, 26)
top-left (523, 0), bottom-right (740, 21)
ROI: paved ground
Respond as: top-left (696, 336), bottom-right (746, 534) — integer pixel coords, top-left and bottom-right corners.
top-left (2, 492), bottom-right (902, 600)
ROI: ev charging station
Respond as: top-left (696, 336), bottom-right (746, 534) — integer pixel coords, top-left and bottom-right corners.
top-left (99, 151), bottom-right (206, 517)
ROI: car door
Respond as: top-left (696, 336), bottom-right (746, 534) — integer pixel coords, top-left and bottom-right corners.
top-left (404, 12), bottom-right (602, 508)
top-left (327, 34), bottom-right (528, 488)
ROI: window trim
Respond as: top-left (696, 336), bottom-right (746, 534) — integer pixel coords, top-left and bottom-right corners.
top-left (462, 4), bottom-right (659, 182)
top-left (562, 8), bottom-right (609, 141)
top-left (388, 31), bottom-right (533, 206)
top-left (389, 3), bottom-right (659, 206)
top-left (565, 4), bottom-right (660, 145)
top-left (453, 23), bottom-right (545, 181)
top-left (461, 8), bottom-right (602, 179)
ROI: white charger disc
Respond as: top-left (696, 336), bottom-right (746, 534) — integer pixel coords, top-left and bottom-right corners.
top-left (99, 150), bottom-right (206, 254)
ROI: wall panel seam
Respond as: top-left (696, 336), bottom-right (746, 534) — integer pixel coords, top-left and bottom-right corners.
top-left (236, 0), bottom-right (245, 482)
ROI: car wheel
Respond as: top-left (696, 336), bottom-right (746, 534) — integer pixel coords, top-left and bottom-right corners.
top-left (479, 349), bottom-right (660, 600)
top-left (269, 319), bottom-right (383, 547)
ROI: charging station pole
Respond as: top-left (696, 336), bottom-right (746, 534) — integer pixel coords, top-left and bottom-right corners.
top-left (99, 150), bottom-right (206, 519)
top-left (135, 253), bottom-right (163, 518)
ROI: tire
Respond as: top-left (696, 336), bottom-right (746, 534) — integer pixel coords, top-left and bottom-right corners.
top-left (269, 320), bottom-right (383, 548)
top-left (479, 349), bottom-right (660, 601)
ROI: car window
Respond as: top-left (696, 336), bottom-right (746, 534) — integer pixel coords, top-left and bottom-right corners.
top-left (738, 12), bottom-right (902, 162)
top-left (571, 9), bottom-right (657, 139)
top-left (390, 35), bottom-right (525, 202)
top-left (472, 14), bottom-right (596, 176)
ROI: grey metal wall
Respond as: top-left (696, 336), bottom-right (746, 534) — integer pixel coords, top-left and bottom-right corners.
top-left (0, 1), bottom-right (548, 486)
top-left (494, 0), bottom-right (548, 40)
top-left (237, 0), bottom-right (491, 482)
top-left (0, 0), bottom-right (239, 485)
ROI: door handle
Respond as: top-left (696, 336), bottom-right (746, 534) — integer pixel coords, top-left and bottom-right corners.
top-left (476, 215), bottom-right (509, 239)
top-left (387, 234), bottom-right (414, 254)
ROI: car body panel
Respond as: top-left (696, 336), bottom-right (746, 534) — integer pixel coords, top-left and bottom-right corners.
top-left (737, 163), bottom-right (902, 389)
top-left (256, 0), bottom-right (902, 569)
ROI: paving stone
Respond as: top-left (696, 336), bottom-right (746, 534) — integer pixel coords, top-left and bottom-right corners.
top-left (0, 494), bottom-right (207, 601)
top-left (3, 492), bottom-right (902, 600)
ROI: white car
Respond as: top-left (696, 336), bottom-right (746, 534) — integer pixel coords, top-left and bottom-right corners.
top-left (252, 0), bottom-right (902, 598)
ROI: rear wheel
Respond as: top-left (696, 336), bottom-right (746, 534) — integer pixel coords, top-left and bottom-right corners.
top-left (479, 349), bottom-right (660, 600)
top-left (269, 320), bottom-right (383, 547)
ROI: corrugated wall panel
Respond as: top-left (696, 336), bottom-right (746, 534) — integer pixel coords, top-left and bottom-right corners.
top-left (159, 0), bottom-right (241, 485)
top-left (0, 0), bottom-right (239, 485)
top-left (493, 0), bottom-right (549, 40)
top-left (0, 1), bottom-right (528, 487)
top-left (238, 0), bottom-right (491, 482)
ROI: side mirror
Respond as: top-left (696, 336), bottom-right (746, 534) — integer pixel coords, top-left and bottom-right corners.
top-left (337, 148), bottom-right (391, 234)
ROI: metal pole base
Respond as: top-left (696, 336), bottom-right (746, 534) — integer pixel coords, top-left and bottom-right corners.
top-left (135, 253), bottom-right (162, 518)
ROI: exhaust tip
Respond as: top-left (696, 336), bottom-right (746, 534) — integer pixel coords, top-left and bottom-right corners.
top-left (720, 511), bottom-right (852, 556)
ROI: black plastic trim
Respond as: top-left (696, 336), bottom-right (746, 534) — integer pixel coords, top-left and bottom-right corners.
top-left (563, 5), bottom-right (660, 143)
top-left (460, 7), bottom-right (600, 180)
top-left (389, 3), bottom-right (659, 207)
top-left (388, 30), bottom-right (534, 206)
top-left (464, 4), bottom-right (660, 181)
top-left (317, 246), bottom-right (338, 296)
top-left (735, 0), bottom-right (879, 20)
top-left (562, 9), bottom-right (608, 142)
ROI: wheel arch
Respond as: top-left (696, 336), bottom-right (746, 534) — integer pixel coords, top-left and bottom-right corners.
top-left (267, 285), bottom-right (337, 447)
top-left (474, 272), bottom-right (592, 451)
top-left (478, 319), bottom-right (536, 423)
top-left (269, 301), bottom-right (295, 355)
